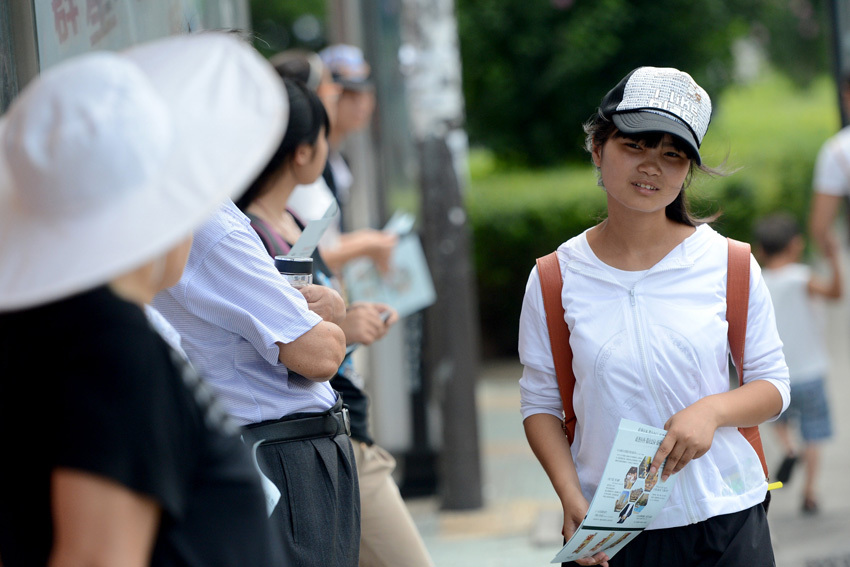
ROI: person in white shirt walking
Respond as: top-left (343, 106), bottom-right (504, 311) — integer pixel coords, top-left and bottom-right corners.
top-left (755, 212), bottom-right (841, 515)
top-left (518, 67), bottom-right (790, 567)
top-left (808, 72), bottom-right (850, 254)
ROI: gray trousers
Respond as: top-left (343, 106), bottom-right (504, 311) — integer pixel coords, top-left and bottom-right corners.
top-left (256, 432), bottom-right (360, 567)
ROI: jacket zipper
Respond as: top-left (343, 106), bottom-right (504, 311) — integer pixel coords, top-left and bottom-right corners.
top-left (628, 286), bottom-right (666, 418)
top-left (629, 277), bottom-right (700, 524)
top-left (570, 247), bottom-right (703, 523)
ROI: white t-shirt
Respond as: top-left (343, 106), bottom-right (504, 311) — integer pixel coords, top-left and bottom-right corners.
top-left (761, 263), bottom-right (829, 383)
top-left (327, 150), bottom-right (353, 206)
top-left (287, 178), bottom-right (342, 250)
top-left (813, 126), bottom-right (850, 196)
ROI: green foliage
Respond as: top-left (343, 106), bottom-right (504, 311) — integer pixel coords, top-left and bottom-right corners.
top-left (467, 168), bottom-right (606, 356)
top-left (455, 0), bottom-right (831, 166)
top-left (467, 72), bottom-right (840, 357)
top-left (699, 72), bottom-right (838, 234)
top-left (738, 0), bottom-right (831, 87)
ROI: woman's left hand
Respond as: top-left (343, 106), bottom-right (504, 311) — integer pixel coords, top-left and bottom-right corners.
top-left (649, 398), bottom-right (720, 482)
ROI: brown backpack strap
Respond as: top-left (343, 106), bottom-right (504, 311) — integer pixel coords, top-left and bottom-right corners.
top-left (536, 252), bottom-right (576, 444)
top-left (727, 237), bottom-right (769, 480)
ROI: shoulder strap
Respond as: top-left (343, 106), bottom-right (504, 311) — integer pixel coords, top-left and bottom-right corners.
top-left (727, 237), bottom-right (770, 480)
top-left (536, 252), bottom-right (576, 444)
top-left (726, 238), bottom-right (750, 382)
top-left (246, 213), bottom-right (292, 258)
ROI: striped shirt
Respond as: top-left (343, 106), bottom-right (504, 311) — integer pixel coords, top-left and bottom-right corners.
top-left (153, 200), bottom-right (333, 425)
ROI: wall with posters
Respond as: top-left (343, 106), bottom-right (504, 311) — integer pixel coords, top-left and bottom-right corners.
top-left (35, 0), bottom-right (199, 71)
top-left (1, 0), bottom-right (248, 111)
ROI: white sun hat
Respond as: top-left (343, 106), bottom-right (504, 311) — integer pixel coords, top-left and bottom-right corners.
top-left (0, 33), bottom-right (287, 310)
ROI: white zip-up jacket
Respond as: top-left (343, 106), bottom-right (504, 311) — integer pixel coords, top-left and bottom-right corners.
top-left (519, 224), bottom-right (790, 529)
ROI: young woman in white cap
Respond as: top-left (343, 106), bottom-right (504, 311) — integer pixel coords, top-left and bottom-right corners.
top-left (518, 67), bottom-right (790, 566)
top-left (0, 33), bottom-right (288, 566)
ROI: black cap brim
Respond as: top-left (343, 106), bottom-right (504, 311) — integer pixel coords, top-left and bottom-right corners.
top-left (612, 111), bottom-right (702, 165)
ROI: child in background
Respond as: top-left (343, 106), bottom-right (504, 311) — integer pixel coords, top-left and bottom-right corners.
top-left (755, 212), bottom-right (841, 515)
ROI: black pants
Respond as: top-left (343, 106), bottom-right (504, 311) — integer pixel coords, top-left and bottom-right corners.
top-left (563, 504), bottom-right (774, 567)
top-left (256, 432), bottom-right (360, 567)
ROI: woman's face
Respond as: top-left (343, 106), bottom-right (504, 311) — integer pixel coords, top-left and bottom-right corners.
top-left (593, 132), bottom-right (691, 217)
top-left (109, 234), bottom-right (193, 305)
top-left (335, 88), bottom-right (375, 135)
top-left (316, 71), bottom-right (342, 127)
top-left (159, 234), bottom-right (194, 291)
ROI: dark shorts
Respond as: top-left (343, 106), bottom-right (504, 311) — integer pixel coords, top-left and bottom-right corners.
top-left (775, 379), bottom-right (833, 442)
top-left (563, 504), bottom-right (774, 567)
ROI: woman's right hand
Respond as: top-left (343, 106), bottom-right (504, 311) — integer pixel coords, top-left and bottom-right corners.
top-left (562, 496), bottom-right (589, 542)
top-left (524, 413), bottom-right (609, 565)
top-left (562, 497), bottom-right (610, 567)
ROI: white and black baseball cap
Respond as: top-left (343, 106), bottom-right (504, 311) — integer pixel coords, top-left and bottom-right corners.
top-left (599, 67), bottom-right (712, 164)
top-left (320, 44), bottom-right (374, 91)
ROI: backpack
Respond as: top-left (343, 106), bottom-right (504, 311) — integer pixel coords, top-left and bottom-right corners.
top-left (535, 237), bottom-right (769, 480)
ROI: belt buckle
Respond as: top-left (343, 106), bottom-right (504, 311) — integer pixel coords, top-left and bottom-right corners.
top-left (341, 407), bottom-right (351, 436)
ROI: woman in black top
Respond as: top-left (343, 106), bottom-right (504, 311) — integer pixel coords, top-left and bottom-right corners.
top-left (0, 33), bottom-right (287, 566)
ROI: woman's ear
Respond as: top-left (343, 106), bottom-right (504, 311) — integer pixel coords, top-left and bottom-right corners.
top-left (591, 143), bottom-right (603, 168)
top-left (294, 143), bottom-right (312, 166)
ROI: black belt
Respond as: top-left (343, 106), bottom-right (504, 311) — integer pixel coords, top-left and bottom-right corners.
top-left (242, 397), bottom-right (351, 446)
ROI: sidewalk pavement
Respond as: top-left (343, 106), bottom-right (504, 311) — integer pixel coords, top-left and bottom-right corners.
top-left (407, 293), bottom-right (850, 566)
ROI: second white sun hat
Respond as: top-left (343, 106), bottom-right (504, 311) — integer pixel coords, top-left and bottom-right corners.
top-left (0, 32), bottom-right (287, 310)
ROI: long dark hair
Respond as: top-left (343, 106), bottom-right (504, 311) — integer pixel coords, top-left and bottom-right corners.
top-left (583, 111), bottom-right (725, 227)
top-left (236, 77), bottom-right (329, 211)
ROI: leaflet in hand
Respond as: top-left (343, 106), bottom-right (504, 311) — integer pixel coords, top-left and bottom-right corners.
top-left (382, 210), bottom-right (415, 235)
top-left (286, 200), bottom-right (339, 259)
top-left (551, 419), bottom-right (676, 564)
top-left (342, 210), bottom-right (436, 318)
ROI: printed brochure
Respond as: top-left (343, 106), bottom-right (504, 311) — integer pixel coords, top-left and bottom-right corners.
top-left (342, 210), bottom-right (436, 318)
top-left (285, 200), bottom-right (339, 259)
top-left (551, 419), bottom-right (676, 564)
